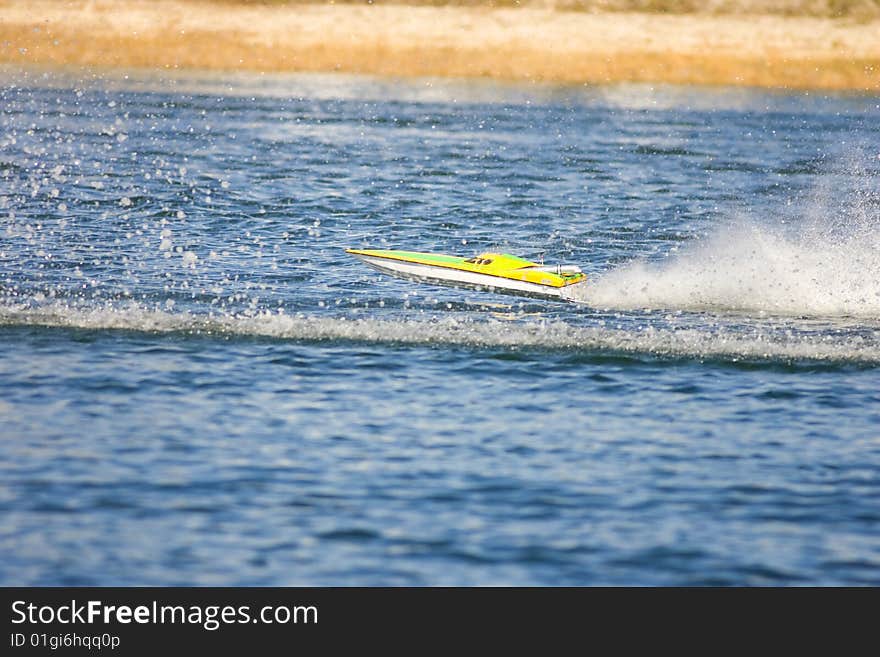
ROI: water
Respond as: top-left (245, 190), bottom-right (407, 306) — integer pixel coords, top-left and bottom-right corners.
top-left (1, 68), bottom-right (879, 585)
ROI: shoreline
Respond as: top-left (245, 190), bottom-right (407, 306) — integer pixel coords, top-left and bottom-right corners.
top-left (1, 1), bottom-right (878, 91)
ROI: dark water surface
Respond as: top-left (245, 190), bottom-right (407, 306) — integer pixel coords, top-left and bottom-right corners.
top-left (1, 69), bottom-right (879, 585)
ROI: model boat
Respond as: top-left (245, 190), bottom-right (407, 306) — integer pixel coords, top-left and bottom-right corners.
top-left (346, 248), bottom-right (587, 302)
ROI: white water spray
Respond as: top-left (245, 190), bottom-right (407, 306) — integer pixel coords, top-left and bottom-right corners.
top-left (575, 153), bottom-right (880, 318)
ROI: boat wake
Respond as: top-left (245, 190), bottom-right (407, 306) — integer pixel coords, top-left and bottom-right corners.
top-left (571, 166), bottom-right (880, 318)
top-left (1, 301), bottom-right (878, 364)
top-left (572, 220), bottom-right (880, 317)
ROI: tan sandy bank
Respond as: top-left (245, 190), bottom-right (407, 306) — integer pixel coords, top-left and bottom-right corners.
top-left (1, 0), bottom-right (878, 90)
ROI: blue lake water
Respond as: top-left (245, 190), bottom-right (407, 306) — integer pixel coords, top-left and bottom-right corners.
top-left (1, 68), bottom-right (879, 585)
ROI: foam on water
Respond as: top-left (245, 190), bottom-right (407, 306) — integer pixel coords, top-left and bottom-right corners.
top-left (575, 219), bottom-right (880, 317)
top-left (575, 153), bottom-right (880, 318)
top-left (2, 301), bottom-right (878, 364)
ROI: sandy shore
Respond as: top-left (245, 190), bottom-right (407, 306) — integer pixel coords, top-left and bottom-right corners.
top-left (1, 0), bottom-right (878, 90)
